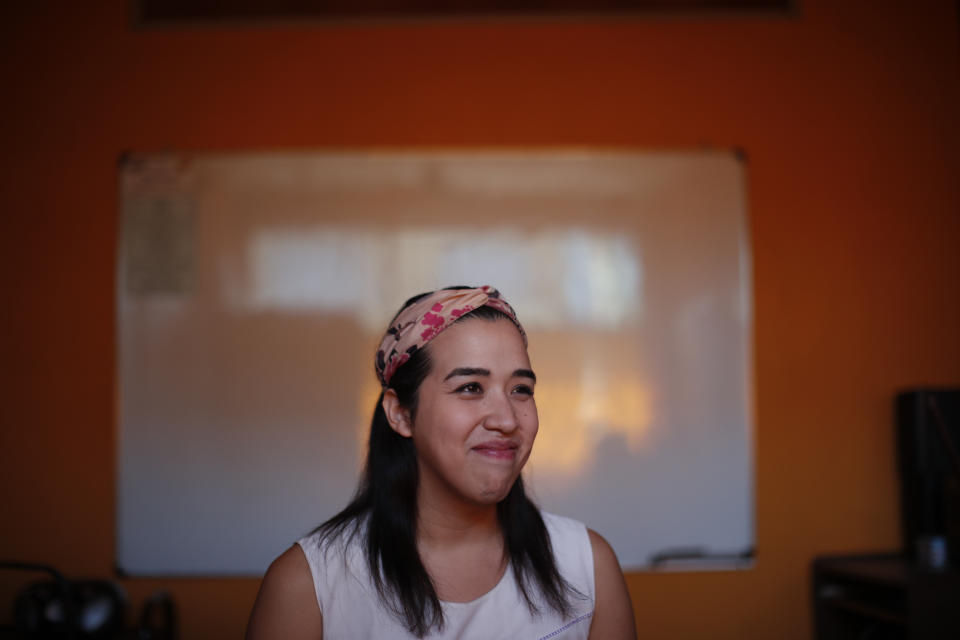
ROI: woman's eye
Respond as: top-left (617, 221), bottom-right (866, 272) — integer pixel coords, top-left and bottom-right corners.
top-left (457, 382), bottom-right (483, 395)
top-left (513, 385), bottom-right (534, 397)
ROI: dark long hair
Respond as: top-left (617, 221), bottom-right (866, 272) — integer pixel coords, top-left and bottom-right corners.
top-left (313, 289), bottom-right (578, 637)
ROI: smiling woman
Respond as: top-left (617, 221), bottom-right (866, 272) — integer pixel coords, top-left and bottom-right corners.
top-left (245, 286), bottom-right (636, 640)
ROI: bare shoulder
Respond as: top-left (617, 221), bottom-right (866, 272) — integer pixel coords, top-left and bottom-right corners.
top-left (587, 529), bottom-right (637, 640)
top-left (246, 545), bottom-right (323, 640)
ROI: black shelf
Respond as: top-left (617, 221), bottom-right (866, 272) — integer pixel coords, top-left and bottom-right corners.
top-left (812, 553), bottom-right (960, 640)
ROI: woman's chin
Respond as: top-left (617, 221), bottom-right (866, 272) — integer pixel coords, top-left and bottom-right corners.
top-left (471, 477), bottom-right (518, 505)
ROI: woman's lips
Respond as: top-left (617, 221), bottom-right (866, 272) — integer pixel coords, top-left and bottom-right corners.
top-left (471, 442), bottom-right (518, 460)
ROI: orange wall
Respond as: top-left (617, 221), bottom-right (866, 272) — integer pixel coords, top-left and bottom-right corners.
top-left (2, 1), bottom-right (959, 638)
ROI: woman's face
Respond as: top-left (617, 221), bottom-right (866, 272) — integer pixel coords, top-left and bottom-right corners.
top-left (394, 317), bottom-right (538, 508)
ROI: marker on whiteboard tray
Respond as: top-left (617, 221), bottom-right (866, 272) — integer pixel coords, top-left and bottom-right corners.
top-left (648, 546), bottom-right (755, 570)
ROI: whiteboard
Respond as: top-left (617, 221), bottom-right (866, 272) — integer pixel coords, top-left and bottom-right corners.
top-left (116, 150), bottom-right (753, 575)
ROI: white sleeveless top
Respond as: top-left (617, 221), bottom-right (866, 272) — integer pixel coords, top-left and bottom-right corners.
top-left (297, 512), bottom-right (596, 639)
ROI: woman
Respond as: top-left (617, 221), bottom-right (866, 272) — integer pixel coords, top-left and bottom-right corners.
top-left (247, 286), bottom-right (636, 639)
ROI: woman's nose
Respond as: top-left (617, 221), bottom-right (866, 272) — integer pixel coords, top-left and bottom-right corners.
top-left (483, 392), bottom-right (519, 433)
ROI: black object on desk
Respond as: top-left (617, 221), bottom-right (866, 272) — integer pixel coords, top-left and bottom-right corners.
top-left (0, 561), bottom-right (176, 639)
top-left (812, 553), bottom-right (960, 640)
top-left (896, 389), bottom-right (960, 568)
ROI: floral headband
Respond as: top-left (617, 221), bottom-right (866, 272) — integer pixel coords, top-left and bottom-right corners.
top-left (375, 286), bottom-right (526, 387)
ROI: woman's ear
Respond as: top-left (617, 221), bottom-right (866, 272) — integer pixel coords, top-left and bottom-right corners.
top-left (382, 389), bottom-right (413, 438)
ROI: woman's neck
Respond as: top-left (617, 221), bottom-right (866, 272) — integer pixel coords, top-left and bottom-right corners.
top-left (415, 489), bottom-right (508, 602)
top-left (415, 488), bottom-right (501, 549)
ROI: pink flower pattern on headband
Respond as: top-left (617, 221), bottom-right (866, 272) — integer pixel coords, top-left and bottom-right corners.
top-left (375, 286), bottom-right (525, 387)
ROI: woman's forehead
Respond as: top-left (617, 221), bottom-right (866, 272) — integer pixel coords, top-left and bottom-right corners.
top-left (427, 318), bottom-right (530, 368)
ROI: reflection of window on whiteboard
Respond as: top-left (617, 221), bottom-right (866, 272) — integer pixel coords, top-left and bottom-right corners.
top-left (244, 228), bottom-right (641, 330)
top-left (117, 151), bottom-right (753, 576)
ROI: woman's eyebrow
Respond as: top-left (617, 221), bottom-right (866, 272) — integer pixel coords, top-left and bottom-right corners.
top-left (514, 369), bottom-right (537, 383)
top-left (444, 367), bottom-right (490, 381)
top-left (442, 367), bottom-right (537, 382)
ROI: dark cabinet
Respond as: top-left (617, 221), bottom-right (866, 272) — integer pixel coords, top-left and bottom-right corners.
top-left (812, 554), bottom-right (960, 640)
